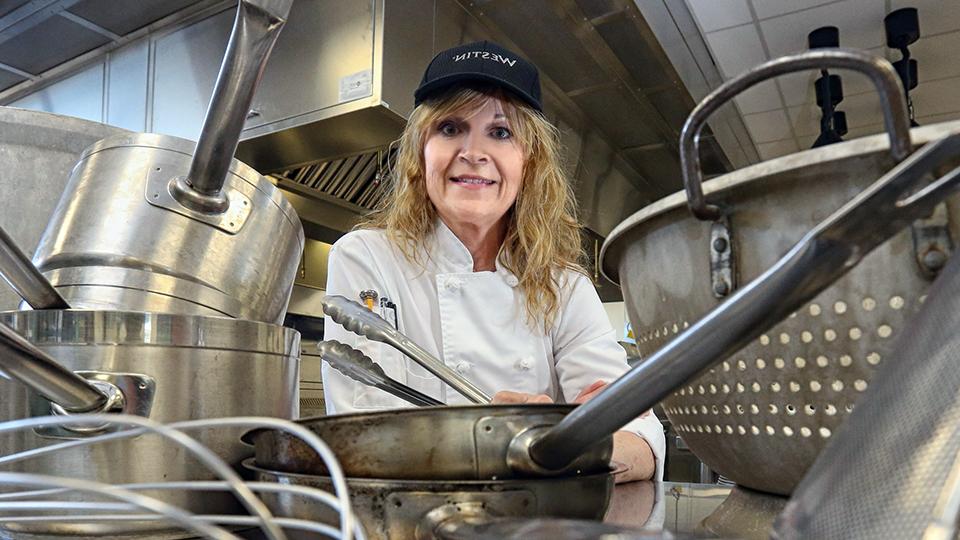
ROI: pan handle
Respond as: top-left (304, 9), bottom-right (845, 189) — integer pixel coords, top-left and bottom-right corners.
top-left (319, 340), bottom-right (443, 407)
top-left (0, 321), bottom-right (113, 413)
top-left (682, 48), bottom-right (911, 221)
top-left (322, 295), bottom-right (491, 404)
top-left (0, 225), bottom-right (69, 309)
top-left (516, 132), bottom-right (960, 474)
top-left (170, 0), bottom-right (292, 213)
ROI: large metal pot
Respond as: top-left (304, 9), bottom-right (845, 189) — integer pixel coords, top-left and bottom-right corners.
top-left (0, 108), bottom-right (127, 311)
top-left (601, 50), bottom-right (960, 495)
top-left (244, 459), bottom-right (614, 540)
top-left (0, 309), bottom-right (300, 537)
top-left (30, 0), bottom-right (302, 324)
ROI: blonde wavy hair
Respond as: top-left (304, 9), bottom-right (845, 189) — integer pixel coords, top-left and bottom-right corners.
top-left (362, 86), bottom-right (585, 330)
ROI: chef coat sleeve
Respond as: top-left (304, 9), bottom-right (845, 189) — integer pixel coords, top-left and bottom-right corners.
top-left (320, 230), bottom-right (398, 414)
top-left (551, 272), bottom-right (666, 482)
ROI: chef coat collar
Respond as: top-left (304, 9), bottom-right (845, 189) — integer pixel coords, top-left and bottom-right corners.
top-left (430, 218), bottom-right (519, 285)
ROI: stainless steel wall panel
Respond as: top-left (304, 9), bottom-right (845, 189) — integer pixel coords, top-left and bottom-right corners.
top-left (244, 0), bottom-right (375, 131)
top-left (10, 62), bottom-right (103, 122)
top-left (106, 40), bottom-right (148, 131)
top-left (151, 8), bottom-right (231, 140)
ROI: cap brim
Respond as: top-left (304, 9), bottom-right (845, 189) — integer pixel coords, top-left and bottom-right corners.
top-left (414, 72), bottom-right (542, 112)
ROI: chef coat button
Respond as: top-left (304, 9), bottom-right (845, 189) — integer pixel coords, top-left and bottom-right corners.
top-left (456, 362), bottom-right (470, 373)
top-left (518, 357), bottom-right (532, 370)
top-left (505, 275), bottom-right (519, 287)
top-left (446, 279), bottom-right (461, 291)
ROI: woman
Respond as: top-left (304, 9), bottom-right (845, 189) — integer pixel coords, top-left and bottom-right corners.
top-left (322, 41), bottom-right (664, 483)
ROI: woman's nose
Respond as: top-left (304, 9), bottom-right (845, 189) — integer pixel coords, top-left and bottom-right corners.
top-left (458, 133), bottom-right (489, 164)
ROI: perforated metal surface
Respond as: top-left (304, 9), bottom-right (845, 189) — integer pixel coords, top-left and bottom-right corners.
top-left (602, 121), bottom-right (960, 495)
top-left (775, 251), bottom-right (960, 539)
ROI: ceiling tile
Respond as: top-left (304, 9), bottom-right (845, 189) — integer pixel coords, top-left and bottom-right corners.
top-left (787, 104), bottom-right (823, 137)
top-left (916, 111), bottom-right (960, 125)
top-left (0, 15), bottom-right (109, 74)
top-left (757, 138), bottom-right (800, 160)
top-left (912, 76), bottom-right (960, 117)
top-left (734, 80), bottom-right (783, 114)
top-left (911, 31), bottom-right (960, 84)
top-left (704, 24), bottom-right (768, 79)
top-left (760, 0), bottom-right (886, 57)
top-left (743, 109), bottom-right (793, 142)
top-left (687, 0), bottom-right (753, 33)
top-left (890, 0), bottom-right (960, 38)
top-left (752, 0), bottom-right (841, 20)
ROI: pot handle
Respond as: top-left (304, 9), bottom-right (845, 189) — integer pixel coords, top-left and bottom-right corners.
top-left (322, 295), bottom-right (492, 404)
top-left (519, 131), bottom-right (960, 474)
top-left (0, 321), bottom-right (114, 413)
top-left (682, 48), bottom-right (912, 221)
top-left (0, 225), bottom-right (69, 309)
top-left (170, 0), bottom-right (292, 213)
top-left (318, 340), bottom-right (443, 407)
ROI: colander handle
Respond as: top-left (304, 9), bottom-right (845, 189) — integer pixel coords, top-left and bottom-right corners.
top-left (681, 48), bottom-right (912, 221)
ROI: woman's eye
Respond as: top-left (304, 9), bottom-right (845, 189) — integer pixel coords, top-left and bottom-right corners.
top-left (491, 127), bottom-right (512, 140)
top-left (438, 122), bottom-right (459, 136)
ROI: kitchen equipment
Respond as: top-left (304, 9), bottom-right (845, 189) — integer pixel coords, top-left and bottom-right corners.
top-left (319, 340), bottom-right (442, 407)
top-left (601, 48), bottom-right (960, 495)
top-left (773, 244), bottom-right (960, 538)
top-left (0, 224), bottom-right (69, 309)
top-left (0, 108), bottom-right (126, 311)
top-left (30, 0), bottom-right (303, 325)
top-left (0, 414), bottom-right (359, 540)
top-left (0, 310), bottom-right (299, 536)
top-left (244, 459), bottom-right (613, 540)
top-left (321, 295), bottom-right (491, 403)
top-left (249, 127), bottom-right (960, 485)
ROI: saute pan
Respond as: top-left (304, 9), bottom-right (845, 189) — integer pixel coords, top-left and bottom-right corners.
top-left (246, 50), bottom-right (960, 482)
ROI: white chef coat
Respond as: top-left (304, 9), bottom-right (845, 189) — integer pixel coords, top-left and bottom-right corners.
top-left (321, 220), bottom-right (665, 481)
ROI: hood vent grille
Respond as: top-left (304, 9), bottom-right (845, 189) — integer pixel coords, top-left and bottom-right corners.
top-left (273, 147), bottom-right (397, 210)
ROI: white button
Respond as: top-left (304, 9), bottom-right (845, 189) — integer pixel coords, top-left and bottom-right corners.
top-left (456, 362), bottom-right (470, 373)
top-left (517, 357), bottom-right (532, 370)
top-left (505, 275), bottom-right (519, 287)
top-left (446, 279), bottom-right (462, 291)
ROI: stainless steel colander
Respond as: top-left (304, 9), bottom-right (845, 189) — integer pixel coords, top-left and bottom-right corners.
top-left (601, 49), bottom-right (960, 495)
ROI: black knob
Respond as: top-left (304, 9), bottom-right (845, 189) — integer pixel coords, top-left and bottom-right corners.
top-left (815, 74), bottom-right (844, 107)
top-left (893, 57), bottom-right (919, 90)
top-left (808, 26), bottom-right (840, 49)
top-left (885, 8), bottom-right (920, 49)
top-left (832, 111), bottom-right (848, 136)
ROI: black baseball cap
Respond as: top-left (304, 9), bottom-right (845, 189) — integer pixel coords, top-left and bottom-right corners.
top-left (414, 41), bottom-right (543, 112)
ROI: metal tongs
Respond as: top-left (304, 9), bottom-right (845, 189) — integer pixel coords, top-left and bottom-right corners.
top-left (318, 340), bottom-right (442, 407)
top-left (529, 133), bottom-right (960, 468)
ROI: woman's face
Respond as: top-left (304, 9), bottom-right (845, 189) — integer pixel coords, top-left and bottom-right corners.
top-left (423, 98), bottom-right (525, 232)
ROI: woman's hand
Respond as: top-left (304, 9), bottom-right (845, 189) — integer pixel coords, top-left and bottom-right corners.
top-left (491, 391), bottom-right (554, 404)
top-left (574, 380), bottom-right (656, 483)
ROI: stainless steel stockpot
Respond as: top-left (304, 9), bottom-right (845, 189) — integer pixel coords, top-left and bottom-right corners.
top-left (601, 50), bottom-right (960, 495)
top-left (33, 132), bottom-right (304, 324)
top-left (29, 0), bottom-right (301, 325)
top-left (0, 309), bottom-right (300, 537)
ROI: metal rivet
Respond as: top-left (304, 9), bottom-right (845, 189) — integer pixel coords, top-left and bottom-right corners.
top-left (801, 331), bottom-right (813, 343)
top-left (714, 281), bottom-right (730, 296)
top-left (878, 325), bottom-right (893, 338)
top-left (819, 427), bottom-right (832, 438)
top-left (854, 379), bottom-right (868, 392)
top-left (923, 249), bottom-right (948, 271)
top-left (809, 380), bottom-right (821, 392)
top-left (867, 352), bottom-right (881, 365)
top-left (849, 327), bottom-right (862, 340)
top-left (795, 357), bottom-right (806, 369)
top-left (834, 301), bottom-right (847, 314)
top-left (783, 426), bottom-right (794, 437)
top-left (825, 404), bottom-right (837, 415)
top-left (713, 237), bottom-right (728, 252)
top-left (890, 296), bottom-right (905, 310)
top-left (756, 358), bottom-right (766, 369)
top-left (839, 355), bottom-right (853, 367)
top-left (800, 427), bottom-right (812, 437)
top-left (760, 334), bottom-right (770, 346)
top-left (765, 425), bottom-right (775, 435)
top-left (751, 426), bottom-right (760, 435)
top-left (824, 329), bottom-right (837, 342)
top-left (809, 304), bottom-right (822, 316)
top-left (862, 297), bottom-right (876, 311)
top-left (769, 404), bottom-right (779, 414)
top-left (816, 355), bottom-right (829, 367)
